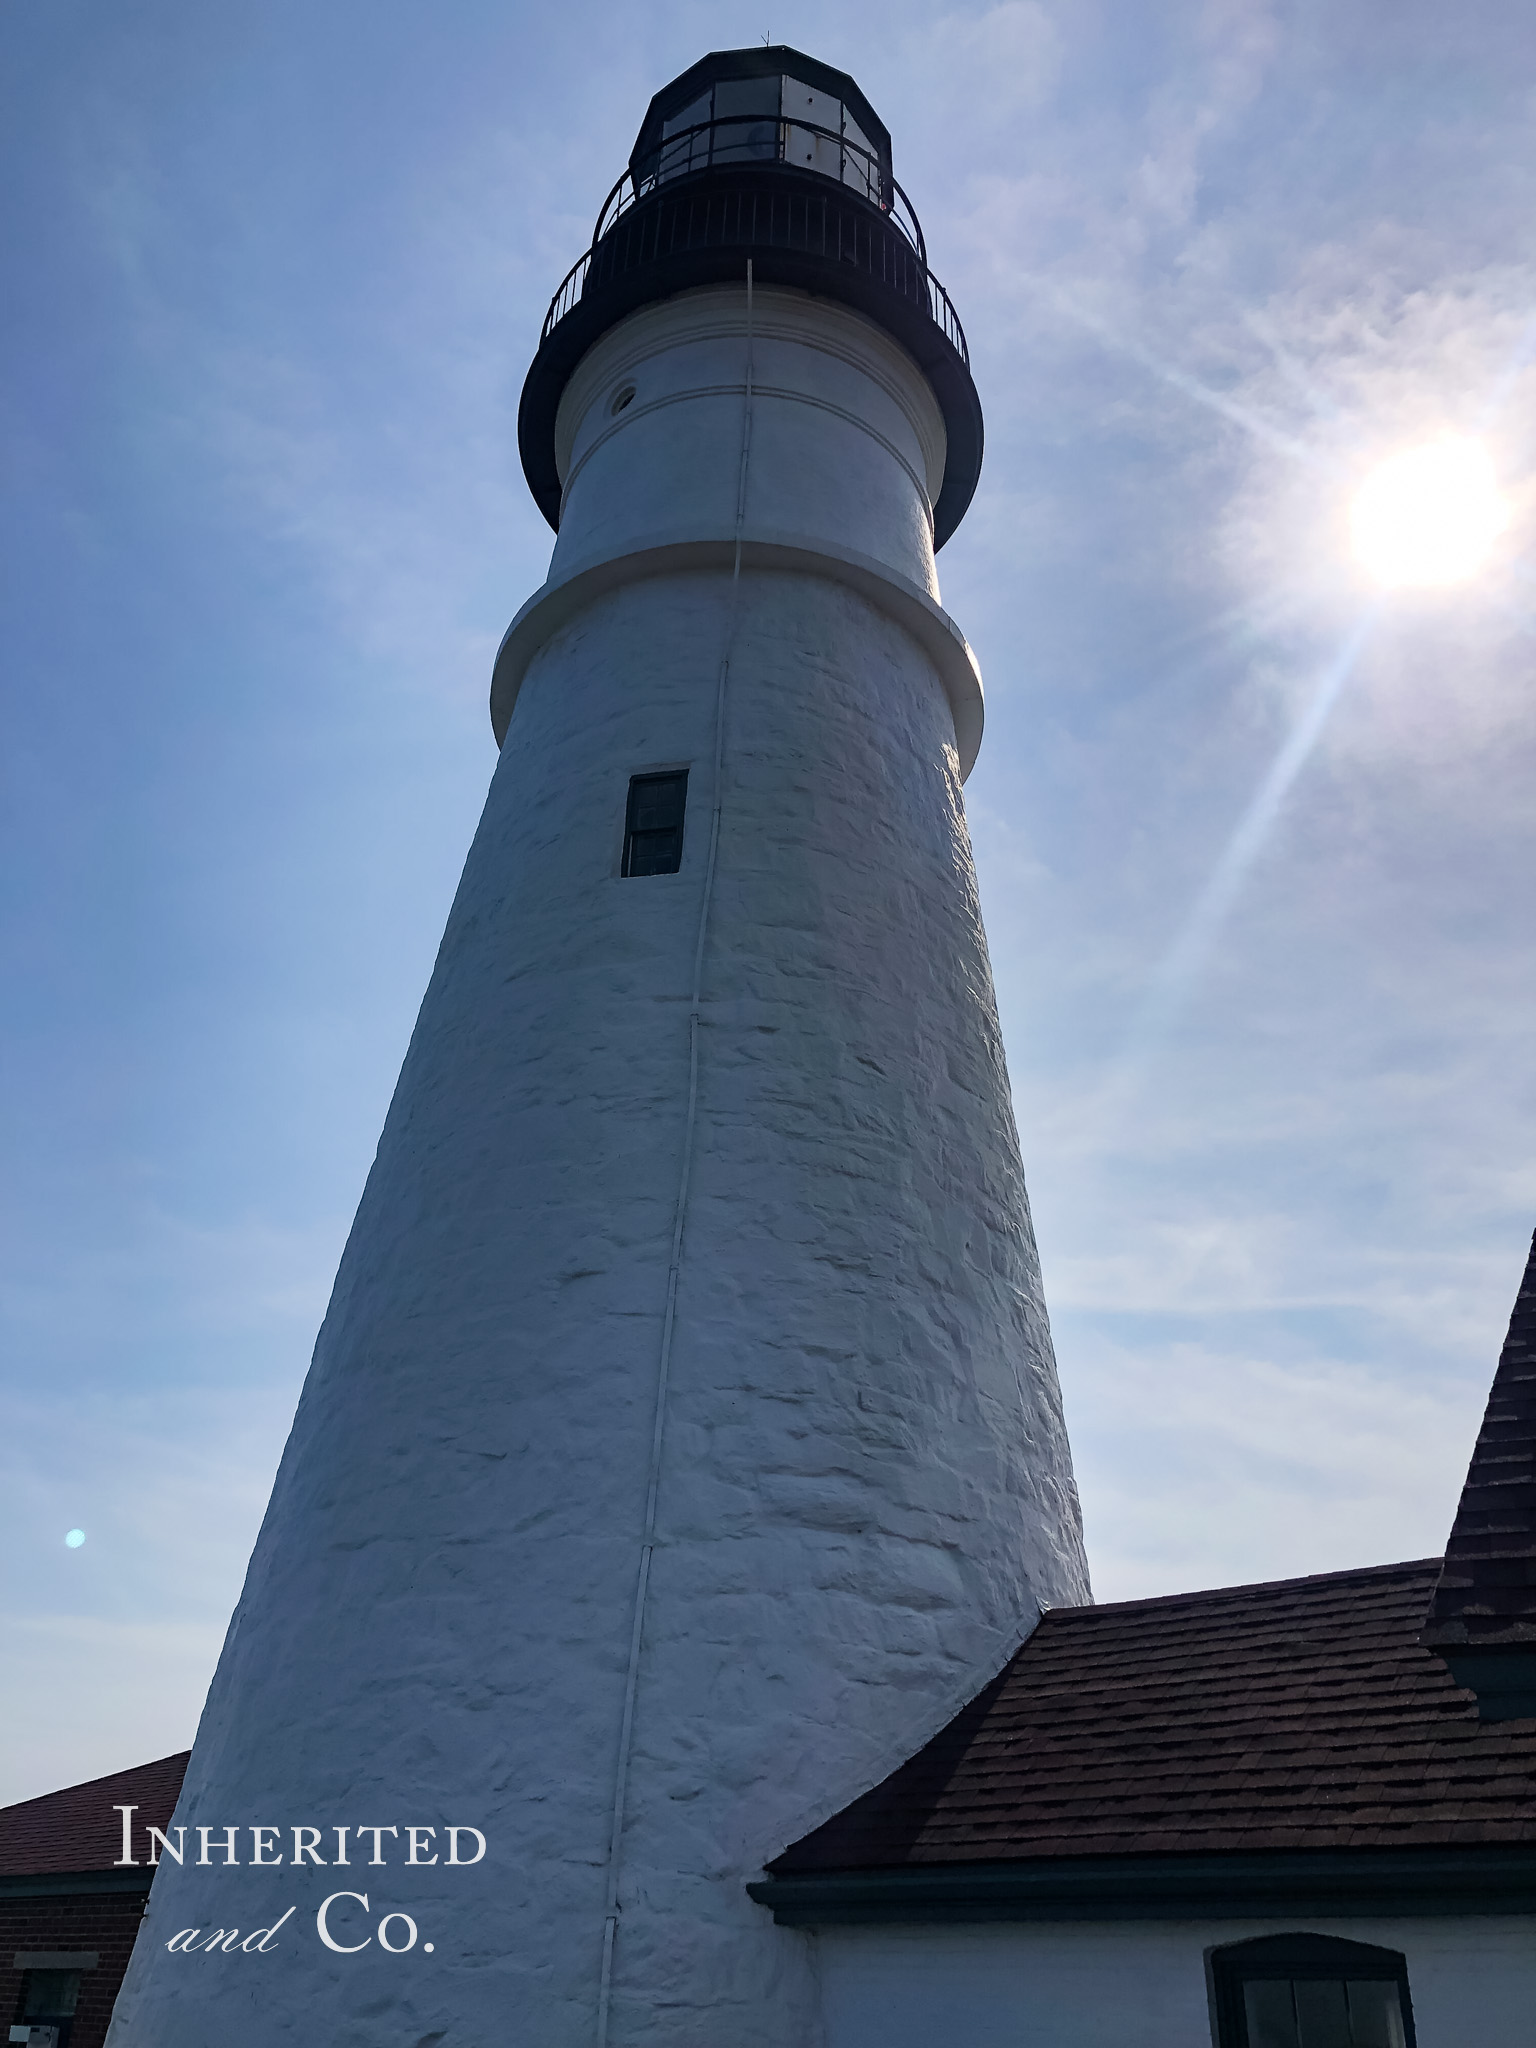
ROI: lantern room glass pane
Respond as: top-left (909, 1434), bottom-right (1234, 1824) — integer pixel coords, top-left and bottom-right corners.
top-left (841, 107), bottom-right (879, 199)
top-left (711, 76), bottom-right (781, 163)
top-left (782, 76), bottom-right (842, 183)
top-left (658, 90), bottom-right (711, 181)
top-left (661, 90), bottom-right (710, 138)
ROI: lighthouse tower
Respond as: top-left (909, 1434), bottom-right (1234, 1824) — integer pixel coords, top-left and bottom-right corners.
top-left (109, 48), bottom-right (1088, 2048)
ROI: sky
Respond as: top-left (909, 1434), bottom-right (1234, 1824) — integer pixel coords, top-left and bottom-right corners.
top-left (2, 0), bottom-right (1533, 1805)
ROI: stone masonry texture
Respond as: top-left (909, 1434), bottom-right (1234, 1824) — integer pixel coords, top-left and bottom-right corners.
top-left (109, 288), bottom-right (1087, 2048)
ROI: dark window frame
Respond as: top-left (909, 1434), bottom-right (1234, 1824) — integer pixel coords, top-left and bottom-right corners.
top-left (1209, 1933), bottom-right (1416, 2048)
top-left (15, 1967), bottom-right (82, 2047)
top-left (621, 770), bottom-right (688, 878)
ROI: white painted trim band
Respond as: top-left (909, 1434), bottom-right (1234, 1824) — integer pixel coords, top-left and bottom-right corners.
top-left (490, 532), bottom-right (985, 780)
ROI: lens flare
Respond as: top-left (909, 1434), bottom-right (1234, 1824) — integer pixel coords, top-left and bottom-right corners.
top-left (65, 1528), bottom-right (86, 1548)
top-left (1351, 437), bottom-right (1508, 588)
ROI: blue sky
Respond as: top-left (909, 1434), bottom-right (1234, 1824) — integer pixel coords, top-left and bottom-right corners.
top-left (4, 0), bottom-right (1534, 1802)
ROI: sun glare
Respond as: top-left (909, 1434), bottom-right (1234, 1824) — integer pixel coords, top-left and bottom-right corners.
top-left (1351, 436), bottom-right (1509, 589)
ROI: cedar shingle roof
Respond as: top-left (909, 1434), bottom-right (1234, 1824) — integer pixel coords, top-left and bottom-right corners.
top-left (1425, 1227), bottom-right (1536, 1651)
top-left (0, 1753), bottom-right (189, 1877)
top-left (770, 1559), bottom-right (1536, 1874)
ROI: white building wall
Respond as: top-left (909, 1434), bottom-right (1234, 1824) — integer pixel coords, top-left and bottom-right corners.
top-left (109, 284), bottom-right (1086, 2048)
top-left (815, 1917), bottom-right (1536, 2048)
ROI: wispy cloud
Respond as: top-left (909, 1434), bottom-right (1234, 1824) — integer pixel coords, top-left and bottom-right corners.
top-left (1063, 1323), bottom-right (1476, 1601)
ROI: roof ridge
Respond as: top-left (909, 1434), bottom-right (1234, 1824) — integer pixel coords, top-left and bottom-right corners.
top-left (766, 1557), bottom-right (1536, 1879)
top-left (1039, 1557), bottom-right (1443, 1623)
top-left (0, 1749), bottom-right (192, 1821)
top-left (1425, 1224), bottom-right (1536, 1659)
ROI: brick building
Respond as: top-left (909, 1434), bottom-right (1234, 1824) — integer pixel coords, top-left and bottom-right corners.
top-left (1, 1754), bottom-right (187, 2048)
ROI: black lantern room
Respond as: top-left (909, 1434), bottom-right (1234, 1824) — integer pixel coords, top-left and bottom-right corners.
top-left (518, 47), bottom-right (984, 548)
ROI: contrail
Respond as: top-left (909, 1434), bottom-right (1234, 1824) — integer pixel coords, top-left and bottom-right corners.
top-left (1116, 609), bottom-right (1377, 1078)
top-left (1032, 280), bottom-right (1325, 465)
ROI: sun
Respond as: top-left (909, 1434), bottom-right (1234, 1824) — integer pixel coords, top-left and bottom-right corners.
top-left (1351, 436), bottom-right (1509, 589)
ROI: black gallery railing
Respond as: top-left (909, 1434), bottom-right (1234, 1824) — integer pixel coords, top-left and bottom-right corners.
top-left (539, 118), bottom-right (968, 369)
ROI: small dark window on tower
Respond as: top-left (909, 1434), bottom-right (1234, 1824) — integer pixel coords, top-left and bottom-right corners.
top-left (622, 771), bottom-right (687, 877)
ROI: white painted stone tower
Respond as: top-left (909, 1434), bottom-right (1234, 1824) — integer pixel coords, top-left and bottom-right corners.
top-left (109, 47), bottom-right (1088, 2048)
